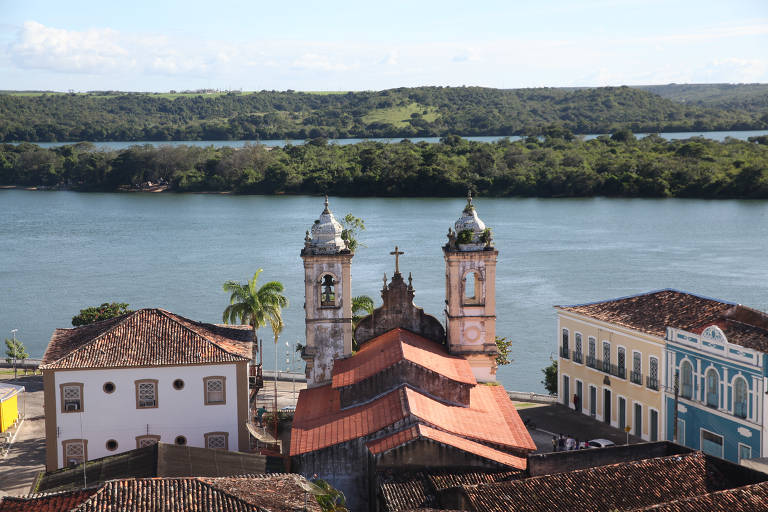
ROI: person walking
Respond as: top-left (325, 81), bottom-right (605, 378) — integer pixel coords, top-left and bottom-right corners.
top-left (573, 393), bottom-right (580, 413)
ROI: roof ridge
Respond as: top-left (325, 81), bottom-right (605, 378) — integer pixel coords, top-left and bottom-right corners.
top-left (41, 308), bottom-right (145, 369)
top-left (556, 288), bottom-right (737, 309)
top-left (630, 479), bottom-right (768, 511)
top-left (155, 309), bottom-right (242, 358)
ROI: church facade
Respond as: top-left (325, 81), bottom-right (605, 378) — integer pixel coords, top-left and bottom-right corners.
top-left (291, 196), bottom-right (534, 510)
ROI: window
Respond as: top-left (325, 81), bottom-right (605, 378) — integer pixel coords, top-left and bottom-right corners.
top-left (705, 368), bottom-right (719, 408)
top-left (734, 377), bottom-right (748, 418)
top-left (103, 382), bottom-right (115, 394)
top-left (60, 383), bottom-right (83, 413)
top-left (320, 274), bottom-right (336, 306)
top-left (463, 271), bottom-right (483, 304)
top-left (574, 333), bottom-right (583, 363)
top-left (631, 352), bottom-right (642, 385)
top-left (602, 341), bottom-right (611, 373)
top-left (587, 337), bottom-right (596, 367)
top-left (617, 347), bottom-right (626, 378)
top-left (739, 443), bottom-right (752, 462)
top-left (175, 435), bottom-right (187, 446)
top-left (135, 379), bottom-right (158, 409)
top-left (204, 376), bottom-right (226, 405)
top-left (680, 361), bottom-right (693, 399)
top-left (205, 432), bottom-right (228, 450)
top-left (62, 439), bottom-right (87, 467)
top-left (106, 439), bottom-right (118, 451)
top-left (136, 435), bottom-right (161, 448)
top-left (173, 379), bottom-right (185, 390)
top-left (701, 429), bottom-right (723, 458)
top-left (647, 357), bottom-right (659, 390)
top-left (561, 329), bottom-right (569, 359)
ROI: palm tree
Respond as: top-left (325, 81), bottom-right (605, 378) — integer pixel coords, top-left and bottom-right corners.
top-left (222, 269), bottom-right (288, 355)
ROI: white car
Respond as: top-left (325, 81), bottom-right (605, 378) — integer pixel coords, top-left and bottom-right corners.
top-left (587, 438), bottom-right (616, 448)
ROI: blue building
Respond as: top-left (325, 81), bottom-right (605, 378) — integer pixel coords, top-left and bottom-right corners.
top-left (664, 304), bottom-right (768, 463)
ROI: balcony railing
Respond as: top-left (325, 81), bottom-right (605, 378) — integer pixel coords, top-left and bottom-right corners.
top-left (602, 358), bottom-right (611, 373)
top-left (586, 355), bottom-right (596, 368)
top-left (646, 375), bottom-right (659, 391)
top-left (572, 351), bottom-right (583, 364)
top-left (630, 371), bottom-right (643, 385)
top-left (560, 346), bottom-right (570, 359)
top-left (611, 365), bottom-right (626, 379)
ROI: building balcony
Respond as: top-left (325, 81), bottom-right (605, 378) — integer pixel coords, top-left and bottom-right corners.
top-left (572, 351), bottom-right (583, 364)
top-left (646, 376), bottom-right (659, 391)
top-left (560, 346), bottom-right (570, 359)
top-left (586, 355), bottom-right (596, 368)
top-left (611, 365), bottom-right (626, 379)
top-left (630, 371), bottom-right (643, 385)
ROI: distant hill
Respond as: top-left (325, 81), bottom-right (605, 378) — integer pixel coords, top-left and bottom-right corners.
top-left (1, 85), bottom-right (767, 142)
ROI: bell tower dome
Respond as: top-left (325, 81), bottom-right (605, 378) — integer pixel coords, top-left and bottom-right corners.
top-left (300, 196), bottom-right (353, 387)
top-left (443, 192), bottom-right (498, 382)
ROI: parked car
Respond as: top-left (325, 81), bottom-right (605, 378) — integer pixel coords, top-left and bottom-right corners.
top-left (587, 438), bottom-right (616, 448)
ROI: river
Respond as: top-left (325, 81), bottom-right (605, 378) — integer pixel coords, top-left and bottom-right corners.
top-left (2, 190), bottom-right (767, 392)
top-left (15, 129), bottom-right (768, 151)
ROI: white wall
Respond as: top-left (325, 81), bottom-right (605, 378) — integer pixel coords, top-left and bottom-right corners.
top-left (53, 363), bottom-right (240, 468)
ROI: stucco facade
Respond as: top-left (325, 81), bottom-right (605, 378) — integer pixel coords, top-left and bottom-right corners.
top-left (44, 362), bottom-right (248, 471)
top-left (557, 311), bottom-right (664, 441)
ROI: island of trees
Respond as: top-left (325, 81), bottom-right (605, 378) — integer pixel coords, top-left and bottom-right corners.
top-left (2, 84), bottom-right (768, 143)
top-left (2, 129), bottom-right (767, 198)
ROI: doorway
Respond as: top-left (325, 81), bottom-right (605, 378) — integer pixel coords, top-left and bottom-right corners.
top-left (634, 403), bottom-right (642, 437)
top-left (603, 389), bottom-right (611, 424)
top-left (590, 386), bottom-right (596, 417)
top-left (618, 397), bottom-right (626, 430)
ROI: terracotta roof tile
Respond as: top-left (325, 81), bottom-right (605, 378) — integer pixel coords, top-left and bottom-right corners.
top-left (367, 424), bottom-right (527, 469)
top-left (332, 328), bottom-right (476, 388)
top-left (454, 452), bottom-right (738, 512)
top-left (0, 489), bottom-right (96, 512)
top-left (635, 480), bottom-right (768, 511)
top-left (41, 309), bottom-right (252, 370)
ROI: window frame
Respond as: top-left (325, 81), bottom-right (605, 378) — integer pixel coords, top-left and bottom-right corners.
top-left (136, 434), bottom-right (161, 449)
top-left (60, 382), bottom-right (84, 413)
top-left (62, 439), bottom-right (88, 467)
top-left (462, 269), bottom-right (484, 305)
top-left (204, 431), bottom-right (229, 450)
top-left (733, 375), bottom-right (748, 419)
top-left (705, 368), bottom-right (719, 408)
top-left (203, 376), bottom-right (227, 406)
top-left (135, 379), bottom-right (159, 409)
top-left (700, 428), bottom-right (724, 458)
top-left (680, 360), bottom-right (693, 399)
top-left (318, 272), bottom-right (340, 308)
top-left (738, 443), bottom-right (752, 462)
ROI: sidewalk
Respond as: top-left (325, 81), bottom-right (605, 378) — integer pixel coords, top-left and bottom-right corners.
top-left (0, 376), bottom-right (45, 497)
top-left (515, 402), bottom-right (643, 453)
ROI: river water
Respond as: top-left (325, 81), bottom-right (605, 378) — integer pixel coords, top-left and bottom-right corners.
top-left (15, 129), bottom-right (768, 151)
top-left (2, 190), bottom-right (768, 392)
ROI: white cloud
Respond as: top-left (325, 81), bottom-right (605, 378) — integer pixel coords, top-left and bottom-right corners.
top-left (291, 53), bottom-right (351, 71)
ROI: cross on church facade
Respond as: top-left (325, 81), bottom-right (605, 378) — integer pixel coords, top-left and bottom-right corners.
top-left (390, 246), bottom-right (404, 274)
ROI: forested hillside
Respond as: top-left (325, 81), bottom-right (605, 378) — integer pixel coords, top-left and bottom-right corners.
top-left (2, 130), bottom-right (767, 198)
top-left (2, 85), bottom-right (767, 142)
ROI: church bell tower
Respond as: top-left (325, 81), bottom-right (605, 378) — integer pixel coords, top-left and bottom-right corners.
top-left (300, 196), bottom-right (353, 387)
top-left (444, 192), bottom-right (498, 382)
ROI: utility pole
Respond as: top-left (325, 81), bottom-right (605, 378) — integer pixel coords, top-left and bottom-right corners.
top-left (673, 370), bottom-right (679, 443)
top-left (10, 329), bottom-right (18, 379)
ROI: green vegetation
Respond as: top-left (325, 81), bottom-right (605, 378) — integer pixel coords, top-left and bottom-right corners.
top-left (495, 336), bottom-right (513, 366)
top-left (222, 269), bottom-right (288, 352)
top-left (2, 85), bottom-right (767, 143)
top-left (5, 336), bottom-right (29, 379)
top-left (2, 131), bottom-right (768, 198)
top-left (542, 360), bottom-right (558, 396)
top-left (340, 213), bottom-right (366, 252)
top-left (72, 302), bottom-right (133, 326)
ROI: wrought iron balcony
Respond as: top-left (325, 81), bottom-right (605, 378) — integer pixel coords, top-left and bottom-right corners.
top-left (646, 376), bottom-right (659, 391)
top-left (586, 355), bottom-right (596, 368)
top-left (602, 359), bottom-right (611, 373)
top-left (572, 351), bottom-right (583, 364)
top-left (611, 365), bottom-right (626, 379)
top-left (630, 371), bottom-right (643, 385)
top-left (560, 346), bottom-right (570, 359)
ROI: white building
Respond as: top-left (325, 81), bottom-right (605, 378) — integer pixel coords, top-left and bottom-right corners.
top-left (40, 308), bottom-right (253, 471)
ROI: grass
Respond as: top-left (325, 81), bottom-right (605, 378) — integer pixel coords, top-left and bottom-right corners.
top-left (362, 102), bottom-right (439, 127)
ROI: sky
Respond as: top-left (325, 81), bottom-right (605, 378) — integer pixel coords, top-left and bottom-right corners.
top-left (1, 0), bottom-right (767, 92)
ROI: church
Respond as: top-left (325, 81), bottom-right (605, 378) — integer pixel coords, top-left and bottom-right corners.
top-left (290, 195), bottom-right (536, 510)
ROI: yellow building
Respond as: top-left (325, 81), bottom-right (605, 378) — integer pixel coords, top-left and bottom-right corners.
top-left (555, 289), bottom-right (736, 442)
top-left (0, 383), bottom-right (24, 433)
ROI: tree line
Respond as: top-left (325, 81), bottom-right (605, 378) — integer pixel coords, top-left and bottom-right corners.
top-left (1, 85), bottom-right (766, 143)
top-left (2, 130), bottom-right (767, 198)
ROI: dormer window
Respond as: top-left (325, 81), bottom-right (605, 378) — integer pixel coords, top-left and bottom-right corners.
top-left (320, 274), bottom-right (337, 307)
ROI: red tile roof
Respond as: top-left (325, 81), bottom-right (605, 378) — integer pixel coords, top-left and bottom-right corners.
top-left (332, 328), bottom-right (476, 388)
top-left (635, 480), bottom-right (768, 511)
top-left (41, 309), bottom-right (252, 370)
top-left (291, 384), bottom-right (535, 456)
top-left (367, 424), bottom-right (527, 469)
top-left (0, 476), bottom-right (322, 512)
top-left (0, 490), bottom-right (95, 512)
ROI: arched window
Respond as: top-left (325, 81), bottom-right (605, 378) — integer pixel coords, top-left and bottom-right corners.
top-left (680, 361), bottom-right (693, 399)
top-left (705, 368), bottom-right (719, 408)
top-left (463, 271), bottom-right (482, 304)
top-left (320, 274), bottom-right (336, 306)
top-left (734, 377), bottom-right (748, 418)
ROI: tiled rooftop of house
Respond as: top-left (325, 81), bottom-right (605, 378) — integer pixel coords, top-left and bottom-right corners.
top-left (332, 328), bottom-right (477, 388)
top-left (445, 452), bottom-right (747, 512)
top-left (557, 289), bottom-right (768, 350)
top-left (634, 480), bottom-right (768, 511)
top-left (0, 475), bottom-right (321, 512)
top-left (291, 382), bottom-right (534, 458)
top-left (40, 308), bottom-right (252, 369)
